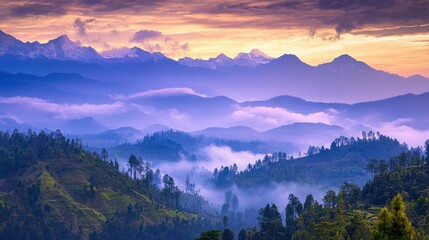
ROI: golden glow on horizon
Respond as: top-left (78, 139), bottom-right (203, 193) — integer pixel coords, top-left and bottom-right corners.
top-left (0, 13), bottom-right (428, 77)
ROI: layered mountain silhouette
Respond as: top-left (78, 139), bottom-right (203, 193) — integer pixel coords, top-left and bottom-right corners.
top-left (0, 29), bottom-right (428, 148)
top-left (0, 30), bottom-right (102, 62)
top-left (178, 49), bottom-right (273, 69)
top-left (0, 30), bottom-right (428, 103)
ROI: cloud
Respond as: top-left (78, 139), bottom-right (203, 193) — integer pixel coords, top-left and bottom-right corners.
top-left (111, 88), bottom-right (208, 100)
top-left (164, 37), bottom-right (190, 56)
top-left (9, 3), bottom-right (68, 17)
top-left (196, 0), bottom-right (429, 36)
top-left (0, 113), bottom-right (23, 124)
top-left (168, 108), bottom-right (189, 121)
top-left (232, 106), bottom-right (335, 127)
top-left (353, 24), bottom-right (429, 37)
top-left (131, 29), bottom-right (162, 42)
top-left (145, 147), bottom-right (325, 210)
top-left (129, 30), bottom-right (190, 56)
top-left (2, 0), bottom-right (428, 37)
top-left (200, 145), bottom-right (265, 171)
top-left (78, 0), bottom-right (165, 12)
top-left (73, 18), bottom-right (96, 36)
top-left (2, 0), bottom-right (166, 20)
top-left (0, 96), bottom-right (127, 119)
top-left (377, 119), bottom-right (429, 147)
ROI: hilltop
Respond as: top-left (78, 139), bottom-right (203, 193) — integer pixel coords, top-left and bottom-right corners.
top-left (0, 130), bottom-right (217, 239)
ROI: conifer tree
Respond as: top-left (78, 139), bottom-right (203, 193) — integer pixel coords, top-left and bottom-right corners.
top-left (390, 194), bottom-right (415, 240)
top-left (335, 191), bottom-right (346, 239)
top-left (372, 194), bottom-right (415, 240)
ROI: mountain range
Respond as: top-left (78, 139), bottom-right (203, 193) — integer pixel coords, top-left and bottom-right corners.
top-left (1, 89), bottom-right (428, 150)
top-left (1, 30), bottom-right (429, 149)
top-left (0, 30), bottom-right (428, 103)
top-left (178, 49), bottom-right (273, 69)
top-left (0, 30), bottom-right (101, 62)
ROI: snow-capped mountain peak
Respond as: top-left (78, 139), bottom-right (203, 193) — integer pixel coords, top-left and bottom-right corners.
top-left (213, 53), bottom-right (233, 62)
top-left (48, 35), bottom-right (73, 44)
top-left (44, 35), bottom-right (101, 62)
top-left (234, 49), bottom-right (273, 66)
top-left (0, 30), bottom-right (102, 62)
top-left (178, 50), bottom-right (273, 69)
top-left (101, 47), bottom-right (166, 61)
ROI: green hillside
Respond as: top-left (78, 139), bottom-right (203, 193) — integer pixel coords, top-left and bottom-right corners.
top-left (200, 144), bottom-right (429, 240)
top-left (0, 130), bottom-right (216, 240)
top-left (214, 133), bottom-right (408, 188)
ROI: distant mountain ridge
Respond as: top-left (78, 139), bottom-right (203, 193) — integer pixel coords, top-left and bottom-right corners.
top-left (317, 54), bottom-right (372, 73)
top-left (178, 49), bottom-right (273, 69)
top-left (101, 47), bottom-right (167, 62)
top-left (194, 123), bottom-right (345, 148)
top-left (1, 29), bottom-right (428, 103)
top-left (61, 117), bottom-right (108, 134)
top-left (0, 30), bottom-right (102, 62)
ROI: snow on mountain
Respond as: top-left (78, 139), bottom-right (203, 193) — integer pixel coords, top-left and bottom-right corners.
top-left (209, 53), bottom-right (236, 68)
top-left (0, 30), bottom-right (102, 62)
top-left (234, 49), bottom-right (273, 67)
top-left (178, 49), bottom-right (272, 69)
top-left (178, 53), bottom-right (236, 69)
top-left (43, 35), bottom-right (102, 62)
top-left (101, 47), bottom-right (167, 62)
top-left (177, 57), bottom-right (209, 68)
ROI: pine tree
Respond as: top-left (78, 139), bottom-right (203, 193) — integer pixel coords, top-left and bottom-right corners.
top-left (259, 204), bottom-right (284, 240)
top-left (101, 148), bottom-right (109, 161)
top-left (238, 229), bottom-right (246, 240)
top-left (335, 191), bottom-right (346, 239)
top-left (390, 194), bottom-right (415, 239)
top-left (222, 229), bottom-right (234, 240)
top-left (346, 212), bottom-right (371, 240)
top-left (372, 194), bottom-right (415, 240)
top-left (372, 207), bottom-right (392, 240)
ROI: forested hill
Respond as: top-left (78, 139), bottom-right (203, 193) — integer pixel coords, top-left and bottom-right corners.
top-left (199, 146), bottom-right (429, 240)
top-left (213, 132), bottom-right (408, 188)
top-left (362, 151), bottom-right (429, 205)
top-left (0, 130), bottom-right (218, 240)
top-left (108, 129), bottom-right (296, 162)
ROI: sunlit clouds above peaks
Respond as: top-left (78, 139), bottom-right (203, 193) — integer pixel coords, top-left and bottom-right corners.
top-left (0, 0), bottom-right (428, 76)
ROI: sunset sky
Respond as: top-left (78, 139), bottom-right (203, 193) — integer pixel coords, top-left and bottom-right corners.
top-left (1, 0), bottom-right (428, 77)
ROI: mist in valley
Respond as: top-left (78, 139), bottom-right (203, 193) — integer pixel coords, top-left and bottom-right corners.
top-left (113, 143), bottom-right (329, 214)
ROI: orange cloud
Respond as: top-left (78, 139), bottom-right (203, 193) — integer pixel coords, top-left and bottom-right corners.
top-left (0, 0), bottom-right (427, 76)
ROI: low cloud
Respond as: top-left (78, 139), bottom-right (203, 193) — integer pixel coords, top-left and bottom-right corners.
top-left (146, 147), bottom-right (324, 210)
top-left (168, 108), bottom-right (189, 121)
top-left (377, 119), bottom-right (429, 147)
top-left (0, 113), bottom-right (23, 123)
top-left (111, 88), bottom-right (208, 100)
top-left (200, 145), bottom-right (265, 171)
top-left (232, 106), bottom-right (335, 127)
top-left (146, 145), bottom-right (265, 191)
top-left (226, 182), bottom-right (325, 210)
top-left (0, 96), bottom-right (127, 119)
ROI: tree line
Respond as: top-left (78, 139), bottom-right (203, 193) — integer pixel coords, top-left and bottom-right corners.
top-left (198, 139), bottom-right (429, 240)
